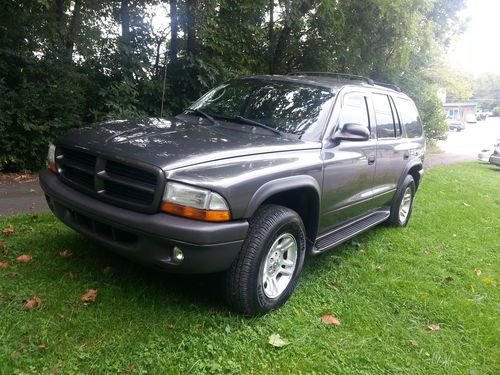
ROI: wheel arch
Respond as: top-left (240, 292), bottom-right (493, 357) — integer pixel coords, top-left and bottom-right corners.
top-left (398, 161), bottom-right (423, 194)
top-left (244, 176), bottom-right (321, 246)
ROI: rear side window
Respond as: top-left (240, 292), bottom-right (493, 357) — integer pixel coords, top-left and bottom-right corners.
top-left (373, 94), bottom-right (396, 138)
top-left (396, 98), bottom-right (424, 138)
top-left (337, 93), bottom-right (370, 131)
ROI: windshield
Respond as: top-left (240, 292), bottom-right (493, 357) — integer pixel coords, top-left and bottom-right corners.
top-left (189, 79), bottom-right (335, 137)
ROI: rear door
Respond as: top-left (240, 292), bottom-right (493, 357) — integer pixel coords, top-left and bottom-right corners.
top-left (320, 90), bottom-right (377, 230)
top-left (371, 93), bottom-right (409, 208)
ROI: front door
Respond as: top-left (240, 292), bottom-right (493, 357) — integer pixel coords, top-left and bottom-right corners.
top-left (320, 91), bottom-right (377, 231)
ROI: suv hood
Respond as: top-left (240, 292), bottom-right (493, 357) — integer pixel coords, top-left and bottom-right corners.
top-left (59, 117), bottom-right (321, 171)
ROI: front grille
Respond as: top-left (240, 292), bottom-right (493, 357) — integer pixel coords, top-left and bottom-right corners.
top-left (56, 147), bottom-right (164, 213)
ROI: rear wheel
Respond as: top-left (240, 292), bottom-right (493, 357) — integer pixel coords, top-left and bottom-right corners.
top-left (224, 205), bottom-right (306, 316)
top-left (388, 175), bottom-right (415, 227)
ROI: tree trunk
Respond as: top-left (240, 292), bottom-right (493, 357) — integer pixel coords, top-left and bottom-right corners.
top-left (268, 0), bottom-right (274, 74)
top-left (55, 0), bottom-right (64, 41)
top-left (168, 0), bottom-right (178, 63)
top-left (64, 0), bottom-right (82, 62)
top-left (186, 0), bottom-right (197, 57)
top-left (120, 0), bottom-right (131, 44)
top-left (270, 0), bottom-right (316, 74)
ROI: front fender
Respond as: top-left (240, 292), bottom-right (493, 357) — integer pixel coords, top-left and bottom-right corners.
top-left (244, 175), bottom-right (321, 218)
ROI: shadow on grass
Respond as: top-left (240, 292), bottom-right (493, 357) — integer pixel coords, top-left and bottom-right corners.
top-left (57, 231), bottom-right (230, 316)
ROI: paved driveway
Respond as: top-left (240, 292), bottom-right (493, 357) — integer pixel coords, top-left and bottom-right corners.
top-left (1, 117), bottom-right (499, 217)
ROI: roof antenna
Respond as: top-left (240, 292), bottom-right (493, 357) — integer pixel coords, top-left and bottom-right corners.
top-left (160, 50), bottom-right (168, 118)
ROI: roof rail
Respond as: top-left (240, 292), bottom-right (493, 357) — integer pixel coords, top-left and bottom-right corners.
top-left (373, 81), bottom-right (402, 92)
top-left (288, 71), bottom-right (375, 85)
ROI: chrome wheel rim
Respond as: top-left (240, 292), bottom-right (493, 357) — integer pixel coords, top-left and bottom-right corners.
top-left (399, 187), bottom-right (413, 223)
top-left (261, 233), bottom-right (298, 299)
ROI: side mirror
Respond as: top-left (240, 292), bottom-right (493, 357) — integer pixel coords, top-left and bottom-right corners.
top-left (332, 123), bottom-right (370, 142)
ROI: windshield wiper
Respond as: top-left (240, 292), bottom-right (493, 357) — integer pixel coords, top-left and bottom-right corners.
top-left (184, 108), bottom-right (220, 126)
top-left (232, 116), bottom-right (282, 136)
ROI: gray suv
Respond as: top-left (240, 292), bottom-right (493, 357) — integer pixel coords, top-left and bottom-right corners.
top-left (40, 73), bottom-right (425, 315)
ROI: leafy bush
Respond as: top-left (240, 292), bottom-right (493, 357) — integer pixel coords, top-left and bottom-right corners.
top-left (0, 61), bottom-right (87, 171)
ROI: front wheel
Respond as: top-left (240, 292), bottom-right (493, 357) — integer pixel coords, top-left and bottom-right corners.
top-left (388, 175), bottom-right (416, 227)
top-left (224, 205), bottom-right (306, 316)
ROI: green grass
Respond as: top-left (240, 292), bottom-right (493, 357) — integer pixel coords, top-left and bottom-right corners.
top-left (1, 163), bottom-right (499, 374)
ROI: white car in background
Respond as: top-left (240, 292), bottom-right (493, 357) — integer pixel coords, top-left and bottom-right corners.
top-left (478, 139), bottom-right (500, 162)
top-left (489, 141), bottom-right (500, 167)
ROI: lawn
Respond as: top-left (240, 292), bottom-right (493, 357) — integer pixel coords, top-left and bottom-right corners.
top-left (0, 163), bottom-right (499, 374)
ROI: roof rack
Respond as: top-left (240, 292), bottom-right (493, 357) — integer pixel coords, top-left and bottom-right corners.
top-left (287, 71), bottom-right (375, 85)
top-left (373, 81), bottom-right (402, 92)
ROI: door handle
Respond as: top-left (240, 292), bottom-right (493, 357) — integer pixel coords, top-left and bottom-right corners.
top-left (403, 151), bottom-right (410, 160)
top-left (368, 155), bottom-right (376, 165)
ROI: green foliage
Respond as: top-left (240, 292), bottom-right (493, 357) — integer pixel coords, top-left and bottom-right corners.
top-left (0, 0), bottom-right (467, 170)
top-left (473, 73), bottom-right (500, 111)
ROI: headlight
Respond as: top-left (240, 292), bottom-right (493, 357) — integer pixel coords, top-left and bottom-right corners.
top-left (47, 143), bottom-right (57, 173)
top-left (161, 182), bottom-right (231, 222)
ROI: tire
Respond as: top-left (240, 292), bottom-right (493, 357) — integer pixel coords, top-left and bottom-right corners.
top-left (224, 204), bottom-right (306, 316)
top-left (388, 175), bottom-right (415, 227)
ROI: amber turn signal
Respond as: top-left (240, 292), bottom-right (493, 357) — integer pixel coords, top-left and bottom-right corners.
top-left (48, 160), bottom-right (58, 174)
top-left (161, 202), bottom-right (231, 222)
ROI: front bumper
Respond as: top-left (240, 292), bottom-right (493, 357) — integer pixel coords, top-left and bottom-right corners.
top-left (39, 170), bottom-right (248, 273)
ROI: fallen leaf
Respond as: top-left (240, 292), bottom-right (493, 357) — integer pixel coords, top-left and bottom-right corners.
top-left (59, 249), bottom-right (72, 258)
top-left (16, 254), bottom-right (32, 263)
top-left (127, 364), bottom-right (136, 372)
top-left (57, 313), bottom-right (65, 319)
top-left (474, 268), bottom-right (481, 276)
top-left (268, 333), bottom-right (289, 348)
top-left (24, 295), bottom-right (42, 310)
top-left (482, 278), bottom-right (495, 285)
top-left (427, 323), bottom-right (440, 331)
top-left (10, 272), bottom-right (19, 278)
top-left (0, 261), bottom-right (9, 268)
top-left (359, 249), bottom-right (365, 254)
top-left (225, 325), bottom-right (231, 333)
top-left (423, 248), bottom-right (431, 255)
top-left (321, 314), bottom-right (341, 326)
top-left (38, 343), bottom-right (48, 350)
top-left (167, 323), bottom-right (175, 329)
top-left (68, 272), bottom-right (78, 280)
top-left (410, 339), bottom-right (418, 347)
top-left (2, 226), bottom-right (14, 236)
top-left (462, 202), bottom-right (470, 207)
top-left (80, 289), bottom-right (97, 303)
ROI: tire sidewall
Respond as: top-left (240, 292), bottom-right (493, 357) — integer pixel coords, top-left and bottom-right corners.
top-left (254, 215), bottom-right (306, 312)
top-left (394, 176), bottom-right (416, 226)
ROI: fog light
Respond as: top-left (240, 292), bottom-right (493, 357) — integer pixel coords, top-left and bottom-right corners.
top-left (172, 246), bottom-right (184, 262)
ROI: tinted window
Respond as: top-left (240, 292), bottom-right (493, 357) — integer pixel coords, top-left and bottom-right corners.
top-left (337, 93), bottom-right (370, 131)
top-left (396, 98), bottom-right (423, 138)
top-left (191, 80), bottom-right (335, 136)
top-left (389, 97), bottom-right (402, 137)
top-left (373, 94), bottom-right (396, 138)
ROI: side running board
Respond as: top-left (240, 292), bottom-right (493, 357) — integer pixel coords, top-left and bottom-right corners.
top-left (312, 210), bottom-right (390, 255)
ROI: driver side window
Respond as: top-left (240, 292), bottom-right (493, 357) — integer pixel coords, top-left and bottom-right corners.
top-left (337, 93), bottom-right (370, 132)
